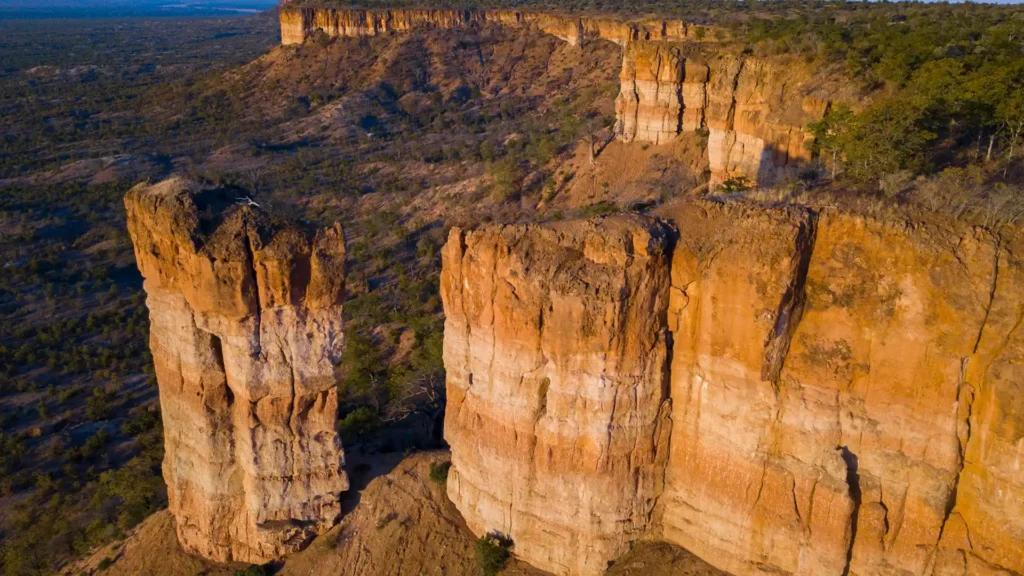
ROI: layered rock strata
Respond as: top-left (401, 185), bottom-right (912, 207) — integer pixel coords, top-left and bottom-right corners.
top-left (125, 178), bottom-right (348, 563)
top-left (279, 6), bottom-right (697, 47)
top-left (441, 205), bottom-right (1024, 576)
top-left (441, 217), bottom-right (674, 575)
top-left (616, 45), bottom-right (827, 187)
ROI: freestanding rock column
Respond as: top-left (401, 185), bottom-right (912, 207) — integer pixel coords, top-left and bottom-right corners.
top-left (125, 178), bottom-right (348, 563)
top-left (441, 217), bottom-right (674, 576)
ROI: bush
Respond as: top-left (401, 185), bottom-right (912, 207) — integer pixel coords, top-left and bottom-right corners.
top-left (429, 461), bottom-right (451, 485)
top-left (476, 532), bottom-right (513, 576)
top-left (580, 201), bottom-right (619, 217)
top-left (98, 557), bottom-right (113, 570)
top-left (233, 565), bottom-right (270, 576)
top-left (488, 158), bottom-right (523, 202)
top-left (337, 406), bottom-right (380, 442)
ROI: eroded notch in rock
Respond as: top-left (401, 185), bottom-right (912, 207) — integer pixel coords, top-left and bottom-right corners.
top-left (762, 212), bottom-right (817, 384)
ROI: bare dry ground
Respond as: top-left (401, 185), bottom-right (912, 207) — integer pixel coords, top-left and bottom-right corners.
top-left (65, 451), bottom-right (728, 576)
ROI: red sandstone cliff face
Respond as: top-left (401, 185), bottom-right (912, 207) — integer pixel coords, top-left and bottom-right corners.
top-left (279, 6), bottom-right (697, 47)
top-left (441, 217), bottom-right (674, 575)
top-left (615, 44), bottom-right (828, 187)
top-left (125, 178), bottom-right (348, 563)
top-left (440, 206), bottom-right (1024, 576)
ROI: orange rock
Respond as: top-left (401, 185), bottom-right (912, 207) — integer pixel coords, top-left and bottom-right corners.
top-left (441, 217), bottom-right (674, 575)
top-left (125, 178), bottom-right (348, 563)
top-left (279, 6), bottom-right (696, 47)
top-left (441, 202), bottom-right (1024, 576)
top-left (614, 45), bottom-right (826, 188)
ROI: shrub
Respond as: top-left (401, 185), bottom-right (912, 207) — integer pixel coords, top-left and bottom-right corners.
top-left (337, 406), bottom-right (379, 442)
top-left (233, 565), bottom-right (270, 576)
top-left (429, 461), bottom-right (451, 485)
top-left (475, 532), bottom-right (513, 576)
top-left (718, 177), bottom-right (753, 194)
top-left (98, 557), bottom-right (113, 570)
top-left (580, 201), bottom-right (619, 217)
top-left (488, 158), bottom-right (523, 202)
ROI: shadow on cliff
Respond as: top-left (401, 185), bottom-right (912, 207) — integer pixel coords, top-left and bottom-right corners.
top-left (341, 409), bottom-right (448, 514)
top-left (341, 451), bottom-right (408, 514)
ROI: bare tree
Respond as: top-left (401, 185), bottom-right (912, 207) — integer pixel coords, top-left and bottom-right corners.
top-left (243, 165), bottom-right (268, 195)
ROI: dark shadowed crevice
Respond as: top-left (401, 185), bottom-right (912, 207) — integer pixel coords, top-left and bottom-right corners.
top-left (762, 212), bottom-right (818, 384)
top-left (210, 334), bottom-right (229, 403)
top-left (840, 446), bottom-right (861, 576)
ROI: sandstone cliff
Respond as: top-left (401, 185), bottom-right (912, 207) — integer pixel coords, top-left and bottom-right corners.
top-left (441, 206), bottom-right (1024, 576)
top-left (125, 178), bottom-right (348, 563)
top-left (615, 44), bottom-right (828, 187)
top-left (441, 217), bottom-right (674, 575)
top-left (279, 6), bottom-right (697, 47)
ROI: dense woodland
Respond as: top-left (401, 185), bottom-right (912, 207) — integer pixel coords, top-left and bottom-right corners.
top-left (2, 2), bottom-right (1024, 575)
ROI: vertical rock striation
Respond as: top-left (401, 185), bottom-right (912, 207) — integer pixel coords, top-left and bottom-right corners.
top-left (658, 203), bottom-right (856, 576)
top-left (125, 178), bottom-right (348, 563)
top-left (441, 217), bottom-right (674, 575)
top-left (441, 203), bottom-right (1024, 576)
top-left (617, 50), bottom-right (827, 188)
top-left (279, 6), bottom-right (698, 47)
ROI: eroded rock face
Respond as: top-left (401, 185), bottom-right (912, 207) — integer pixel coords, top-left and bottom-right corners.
top-left (614, 42), bottom-right (707, 145)
top-left (441, 204), bottom-right (1024, 576)
top-left (657, 203), bottom-right (854, 576)
top-left (125, 178), bottom-right (348, 563)
top-left (441, 217), bottom-right (674, 576)
top-left (617, 48), bottom-right (826, 187)
top-left (660, 206), bottom-right (1024, 576)
top-left (279, 7), bottom-right (698, 47)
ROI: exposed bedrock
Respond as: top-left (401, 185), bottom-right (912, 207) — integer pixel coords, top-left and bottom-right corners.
top-left (279, 6), bottom-right (699, 47)
top-left (441, 205), bottom-right (1024, 576)
top-left (125, 178), bottom-right (348, 563)
top-left (441, 217), bottom-right (675, 575)
top-left (615, 43), bottom-right (828, 188)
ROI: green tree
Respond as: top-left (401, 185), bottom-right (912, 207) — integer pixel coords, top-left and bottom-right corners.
top-left (814, 100), bottom-right (936, 185)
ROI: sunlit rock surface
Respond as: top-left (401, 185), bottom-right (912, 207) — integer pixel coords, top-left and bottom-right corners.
top-left (441, 217), bottom-right (674, 575)
top-left (442, 202), bottom-right (1024, 576)
top-left (125, 178), bottom-right (348, 563)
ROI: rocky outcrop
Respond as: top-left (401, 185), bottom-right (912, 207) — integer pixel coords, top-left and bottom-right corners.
top-left (279, 6), bottom-right (698, 47)
top-left (616, 46), bottom-right (827, 187)
top-left (614, 42), bottom-right (705, 145)
top-left (125, 178), bottom-right (348, 563)
top-left (441, 205), bottom-right (1024, 576)
top-left (440, 217), bottom-right (674, 575)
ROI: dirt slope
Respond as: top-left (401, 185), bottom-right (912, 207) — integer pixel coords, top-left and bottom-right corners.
top-left (64, 451), bottom-right (727, 576)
